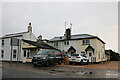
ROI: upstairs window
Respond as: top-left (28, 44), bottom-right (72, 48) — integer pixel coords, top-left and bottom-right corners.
top-left (67, 41), bottom-right (69, 45)
top-left (82, 39), bottom-right (90, 45)
top-left (64, 41), bottom-right (66, 45)
top-left (64, 41), bottom-right (69, 45)
top-left (54, 42), bottom-right (58, 46)
top-left (2, 39), bottom-right (4, 46)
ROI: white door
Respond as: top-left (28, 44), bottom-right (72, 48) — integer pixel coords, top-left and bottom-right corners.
top-left (87, 51), bottom-right (93, 62)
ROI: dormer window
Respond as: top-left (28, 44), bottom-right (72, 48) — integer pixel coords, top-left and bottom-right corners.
top-left (82, 39), bottom-right (90, 45)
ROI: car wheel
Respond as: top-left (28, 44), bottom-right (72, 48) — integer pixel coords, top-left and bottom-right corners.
top-left (69, 62), bottom-right (72, 65)
top-left (33, 64), bottom-right (37, 67)
top-left (81, 60), bottom-right (83, 66)
top-left (86, 60), bottom-right (89, 65)
top-left (46, 61), bottom-right (50, 66)
top-left (58, 60), bottom-right (62, 64)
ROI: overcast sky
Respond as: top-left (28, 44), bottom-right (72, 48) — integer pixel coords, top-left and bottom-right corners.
top-left (2, 2), bottom-right (118, 52)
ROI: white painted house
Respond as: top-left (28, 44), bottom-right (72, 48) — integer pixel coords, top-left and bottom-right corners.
top-left (0, 23), bottom-right (37, 62)
top-left (48, 28), bottom-right (106, 62)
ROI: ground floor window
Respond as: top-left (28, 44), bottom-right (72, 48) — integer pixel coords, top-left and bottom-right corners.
top-left (1, 50), bottom-right (4, 58)
top-left (24, 50), bottom-right (26, 57)
top-left (98, 53), bottom-right (100, 59)
top-left (89, 52), bottom-right (92, 57)
top-left (13, 53), bottom-right (16, 58)
top-left (71, 52), bottom-right (74, 55)
top-left (13, 49), bottom-right (17, 58)
top-left (27, 50), bottom-right (30, 58)
top-left (23, 50), bottom-right (30, 58)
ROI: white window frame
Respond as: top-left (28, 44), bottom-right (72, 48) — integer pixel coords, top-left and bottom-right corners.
top-left (13, 49), bottom-right (17, 58)
top-left (64, 41), bottom-right (69, 45)
top-left (2, 39), bottom-right (4, 46)
top-left (82, 39), bottom-right (90, 45)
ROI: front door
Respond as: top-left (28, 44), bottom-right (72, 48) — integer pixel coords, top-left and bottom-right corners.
top-left (87, 51), bottom-right (93, 62)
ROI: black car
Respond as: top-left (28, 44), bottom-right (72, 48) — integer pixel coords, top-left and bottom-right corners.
top-left (32, 49), bottom-right (62, 66)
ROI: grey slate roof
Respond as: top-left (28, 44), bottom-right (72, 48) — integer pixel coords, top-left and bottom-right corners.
top-left (50, 34), bottom-right (105, 44)
top-left (23, 39), bottom-right (60, 50)
top-left (0, 31), bottom-right (28, 39)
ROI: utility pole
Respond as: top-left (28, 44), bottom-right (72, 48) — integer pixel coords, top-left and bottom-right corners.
top-left (10, 40), bottom-right (13, 66)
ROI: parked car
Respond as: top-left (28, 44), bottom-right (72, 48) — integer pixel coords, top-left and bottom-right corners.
top-left (69, 54), bottom-right (89, 65)
top-left (32, 49), bottom-right (62, 66)
top-left (62, 54), bottom-right (70, 65)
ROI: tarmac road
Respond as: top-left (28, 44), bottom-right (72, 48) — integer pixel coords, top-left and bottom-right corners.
top-left (2, 68), bottom-right (65, 78)
top-left (1, 62), bottom-right (120, 78)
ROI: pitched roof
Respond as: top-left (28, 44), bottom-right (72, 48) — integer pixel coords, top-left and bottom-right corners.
top-left (50, 34), bottom-right (105, 44)
top-left (85, 45), bottom-right (95, 52)
top-left (23, 39), bottom-right (60, 50)
top-left (0, 32), bottom-right (28, 39)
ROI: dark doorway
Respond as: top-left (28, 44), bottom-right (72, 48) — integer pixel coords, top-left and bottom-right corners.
top-left (67, 46), bottom-right (76, 55)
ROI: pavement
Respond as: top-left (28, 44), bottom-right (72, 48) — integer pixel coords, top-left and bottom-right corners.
top-left (1, 61), bottom-right (120, 78)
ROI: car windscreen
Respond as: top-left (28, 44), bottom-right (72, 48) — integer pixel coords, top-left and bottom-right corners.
top-left (36, 50), bottom-right (48, 55)
top-left (81, 53), bottom-right (87, 57)
top-left (71, 54), bottom-right (79, 56)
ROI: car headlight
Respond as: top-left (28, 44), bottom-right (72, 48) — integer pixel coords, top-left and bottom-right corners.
top-left (42, 57), bottom-right (46, 59)
top-left (33, 57), bottom-right (37, 59)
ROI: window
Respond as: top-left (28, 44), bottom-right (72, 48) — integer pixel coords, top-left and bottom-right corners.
top-left (27, 51), bottom-right (30, 57)
top-left (13, 49), bottom-right (17, 53)
top-left (1, 50), bottom-right (4, 58)
top-left (89, 52), bottom-right (92, 57)
top-left (67, 41), bottom-right (69, 45)
top-left (13, 49), bottom-right (17, 58)
top-left (24, 50), bottom-right (26, 57)
top-left (54, 42), bottom-right (58, 46)
top-left (64, 41), bottom-right (66, 45)
top-left (98, 53), bottom-right (100, 59)
top-left (2, 39), bottom-right (4, 46)
top-left (1, 50), bottom-right (4, 53)
top-left (82, 39), bottom-right (90, 45)
top-left (13, 53), bottom-right (16, 58)
top-left (64, 41), bottom-right (69, 45)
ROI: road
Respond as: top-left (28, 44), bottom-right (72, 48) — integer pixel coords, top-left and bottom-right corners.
top-left (1, 62), bottom-right (120, 78)
top-left (2, 68), bottom-right (64, 78)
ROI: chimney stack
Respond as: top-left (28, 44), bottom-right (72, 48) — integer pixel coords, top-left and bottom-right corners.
top-left (37, 35), bottom-right (42, 42)
top-left (65, 28), bottom-right (71, 40)
top-left (28, 22), bottom-right (32, 32)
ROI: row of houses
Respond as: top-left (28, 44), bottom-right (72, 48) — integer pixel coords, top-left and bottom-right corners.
top-left (0, 23), bottom-right (110, 63)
